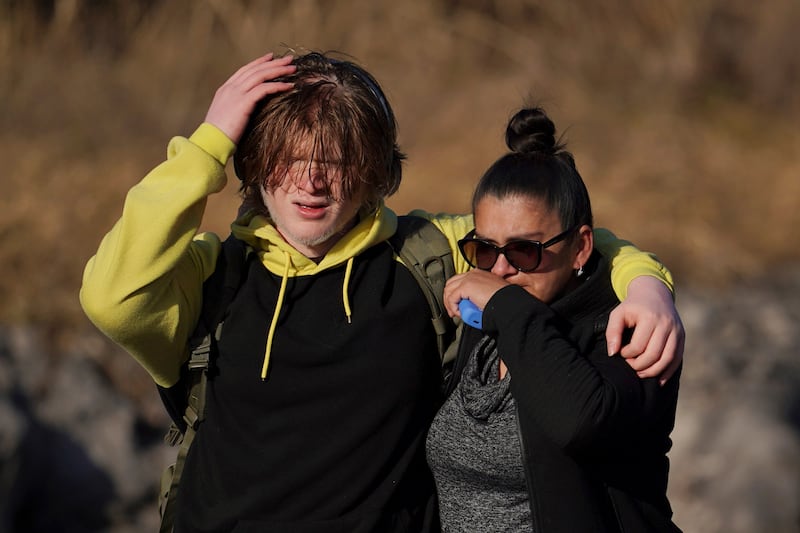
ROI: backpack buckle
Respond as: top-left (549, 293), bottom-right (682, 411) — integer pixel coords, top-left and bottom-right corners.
top-left (187, 334), bottom-right (212, 370)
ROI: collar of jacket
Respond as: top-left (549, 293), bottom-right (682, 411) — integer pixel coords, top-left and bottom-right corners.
top-left (230, 201), bottom-right (398, 276)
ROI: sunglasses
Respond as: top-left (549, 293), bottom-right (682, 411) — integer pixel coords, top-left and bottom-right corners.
top-left (458, 226), bottom-right (578, 272)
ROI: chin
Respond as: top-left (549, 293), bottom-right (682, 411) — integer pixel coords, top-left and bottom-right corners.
top-left (293, 228), bottom-right (339, 248)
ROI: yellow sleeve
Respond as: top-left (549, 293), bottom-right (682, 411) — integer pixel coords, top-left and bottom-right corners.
top-left (594, 227), bottom-right (674, 301)
top-left (79, 123), bottom-right (235, 387)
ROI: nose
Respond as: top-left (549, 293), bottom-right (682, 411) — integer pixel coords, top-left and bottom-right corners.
top-left (294, 163), bottom-right (327, 194)
top-left (490, 252), bottom-right (517, 277)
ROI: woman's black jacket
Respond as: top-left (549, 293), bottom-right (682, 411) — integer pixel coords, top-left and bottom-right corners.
top-left (445, 251), bottom-right (682, 532)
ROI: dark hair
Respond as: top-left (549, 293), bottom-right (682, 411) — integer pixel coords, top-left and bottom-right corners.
top-left (234, 51), bottom-right (405, 214)
top-left (472, 107), bottom-right (593, 231)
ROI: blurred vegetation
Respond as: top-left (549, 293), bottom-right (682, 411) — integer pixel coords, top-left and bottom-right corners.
top-left (2, 0), bottom-right (799, 346)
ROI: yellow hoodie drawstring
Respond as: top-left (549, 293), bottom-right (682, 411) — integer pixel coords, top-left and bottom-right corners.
top-left (261, 250), bottom-right (291, 380)
top-left (342, 257), bottom-right (354, 324)
top-left (260, 253), bottom-right (356, 380)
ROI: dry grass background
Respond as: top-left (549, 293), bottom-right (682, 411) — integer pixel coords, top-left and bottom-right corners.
top-left (2, 1), bottom-right (800, 530)
top-left (2, 0), bottom-right (800, 338)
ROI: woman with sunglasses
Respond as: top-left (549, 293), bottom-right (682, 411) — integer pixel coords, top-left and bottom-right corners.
top-left (426, 107), bottom-right (682, 532)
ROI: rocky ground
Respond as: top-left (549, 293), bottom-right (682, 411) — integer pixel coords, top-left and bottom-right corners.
top-left (1, 269), bottom-right (798, 532)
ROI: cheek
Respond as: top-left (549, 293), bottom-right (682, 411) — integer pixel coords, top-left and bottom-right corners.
top-left (259, 186), bottom-right (272, 206)
top-left (326, 171), bottom-right (350, 201)
top-left (339, 198), bottom-right (363, 222)
top-left (338, 185), bottom-right (365, 214)
top-left (519, 267), bottom-right (574, 303)
top-left (518, 276), bottom-right (549, 302)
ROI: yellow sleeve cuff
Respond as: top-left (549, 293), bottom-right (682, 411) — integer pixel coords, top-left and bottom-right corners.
top-left (189, 123), bottom-right (237, 166)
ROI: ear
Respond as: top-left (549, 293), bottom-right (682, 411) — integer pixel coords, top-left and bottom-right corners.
top-left (574, 225), bottom-right (594, 269)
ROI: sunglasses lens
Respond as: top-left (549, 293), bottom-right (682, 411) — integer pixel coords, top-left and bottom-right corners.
top-left (504, 242), bottom-right (541, 271)
top-left (461, 240), bottom-right (542, 271)
top-left (459, 241), bottom-right (494, 270)
top-left (473, 243), bottom-right (499, 270)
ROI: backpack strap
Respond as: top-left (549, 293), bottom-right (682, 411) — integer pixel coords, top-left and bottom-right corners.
top-left (389, 215), bottom-right (460, 365)
top-left (158, 234), bottom-right (248, 533)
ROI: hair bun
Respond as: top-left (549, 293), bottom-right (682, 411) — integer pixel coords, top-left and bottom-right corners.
top-left (505, 107), bottom-right (559, 155)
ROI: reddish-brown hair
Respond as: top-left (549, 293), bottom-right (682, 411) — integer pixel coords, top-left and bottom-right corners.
top-left (234, 51), bottom-right (405, 214)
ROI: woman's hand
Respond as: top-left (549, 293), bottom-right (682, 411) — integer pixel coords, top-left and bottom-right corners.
top-left (204, 53), bottom-right (296, 144)
top-left (606, 276), bottom-right (685, 385)
top-left (444, 270), bottom-right (509, 319)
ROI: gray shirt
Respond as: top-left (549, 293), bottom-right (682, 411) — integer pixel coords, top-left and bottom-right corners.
top-left (426, 336), bottom-right (533, 532)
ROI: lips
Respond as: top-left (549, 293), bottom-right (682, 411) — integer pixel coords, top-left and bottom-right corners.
top-left (295, 201), bottom-right (328, 219)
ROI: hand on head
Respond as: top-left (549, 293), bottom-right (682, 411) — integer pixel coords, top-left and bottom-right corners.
top-left (204, 53), bottom-right (296, 144)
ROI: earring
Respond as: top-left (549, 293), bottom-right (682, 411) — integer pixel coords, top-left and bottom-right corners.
top-left (576, 265), bottom-right (584, 277)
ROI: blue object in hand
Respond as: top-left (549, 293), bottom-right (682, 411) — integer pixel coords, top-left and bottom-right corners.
top-left (459, 299), bottom-right (483, 330)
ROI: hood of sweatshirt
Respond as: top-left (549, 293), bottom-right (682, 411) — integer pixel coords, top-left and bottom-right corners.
top-left (228, 202), bottom-right (398, 379)
top-left (230, 201), bottom-right (397, 275)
